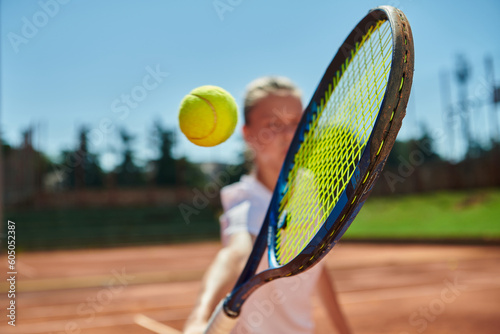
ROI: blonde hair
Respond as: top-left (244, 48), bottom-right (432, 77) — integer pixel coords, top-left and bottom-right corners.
top-left (243, 76), bottom-right (301, 124)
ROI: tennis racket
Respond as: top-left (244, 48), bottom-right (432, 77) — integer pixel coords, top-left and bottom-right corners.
top-left (205, 5), bottom-right (414, 333)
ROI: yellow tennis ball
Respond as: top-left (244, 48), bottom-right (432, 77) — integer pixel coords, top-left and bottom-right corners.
top-left (178, 85), bottom-right (238, 147)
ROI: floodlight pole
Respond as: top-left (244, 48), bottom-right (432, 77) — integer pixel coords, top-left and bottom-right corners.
top-left (455, 55), bottom-right (473, 158)
top-left (485, 56), bottom-right (499, 143)
top-left (439, 70), bottom-right (455, 160)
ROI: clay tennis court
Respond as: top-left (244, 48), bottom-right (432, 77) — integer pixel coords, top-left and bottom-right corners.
top-left (1, 242), bottom-right (499, 334)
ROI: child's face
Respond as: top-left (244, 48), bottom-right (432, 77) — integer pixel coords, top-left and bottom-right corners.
top-left (243, 93), bottom-right (303, 177)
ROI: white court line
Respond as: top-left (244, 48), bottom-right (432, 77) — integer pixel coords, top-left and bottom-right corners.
top-left (134, 314), bottom-right (181, 334)
top-left (0, 310), bottom-right (187, 334)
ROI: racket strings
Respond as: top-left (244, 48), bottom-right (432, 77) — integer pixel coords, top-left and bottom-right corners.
top-left (275, 20), bottom-right (392, 265)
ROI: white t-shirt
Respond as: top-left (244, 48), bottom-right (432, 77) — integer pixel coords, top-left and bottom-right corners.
top-left (219, 174), bottom-right (323, 334)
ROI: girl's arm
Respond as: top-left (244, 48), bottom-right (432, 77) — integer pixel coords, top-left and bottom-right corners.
top-left (183, 231), bottom-right (253, 334)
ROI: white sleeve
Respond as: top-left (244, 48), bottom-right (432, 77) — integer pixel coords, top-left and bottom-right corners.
top-left (219, 200), bottom-right (251, 246)
top-left (218, 175), bottom-right (270, 245)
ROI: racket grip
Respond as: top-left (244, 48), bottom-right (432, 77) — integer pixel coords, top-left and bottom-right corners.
top-left (204, 300), bottom-right (238, 334)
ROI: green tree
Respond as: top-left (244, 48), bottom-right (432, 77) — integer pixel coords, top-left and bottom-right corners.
top-left (60, 127), bottom-right (103, 189)
top-left (152, 121), bottom-right (176, 186)
top-left (176, 157), bottom-right (206, 188)
top-left (116, 128), bottom-right (143, 187)
top-left (385, 125), bottom-right (441, 170)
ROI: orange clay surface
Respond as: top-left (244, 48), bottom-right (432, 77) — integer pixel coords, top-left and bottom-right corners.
top-left (1, 242), bottom-right (499, 334)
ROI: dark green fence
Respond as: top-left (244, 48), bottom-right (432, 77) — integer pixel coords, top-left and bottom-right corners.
top-left (3, 206), bottom-right (220, 251)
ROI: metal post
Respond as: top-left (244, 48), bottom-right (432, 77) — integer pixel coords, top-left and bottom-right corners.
top-left (485, 56), bottom-right (499, 143)
top-left (455, 55), bottom-right (473, 158)
top-left (439, 70), bottom-right (455, 160)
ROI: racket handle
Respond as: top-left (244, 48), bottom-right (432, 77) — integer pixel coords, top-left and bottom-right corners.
top-left (204, 300), bottom-right (238, 334)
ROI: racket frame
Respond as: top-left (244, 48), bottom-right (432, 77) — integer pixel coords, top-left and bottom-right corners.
top-left (221, 5), bottom-right (414, 318)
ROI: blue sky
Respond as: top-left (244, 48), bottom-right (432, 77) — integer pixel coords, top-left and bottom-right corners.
top-left (2, 0), bottom-right (500, 169)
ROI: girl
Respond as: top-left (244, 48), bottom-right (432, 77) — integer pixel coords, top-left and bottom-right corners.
top-left (184, 76), bottom-right (352, 334)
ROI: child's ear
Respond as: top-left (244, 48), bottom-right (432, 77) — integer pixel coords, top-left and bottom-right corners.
top-left (242, 124), bottom-right (260, 152)
top-left (243, 124), bottom-right (262, 153)
top-left (242, 124), bottom-right (251, 144)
